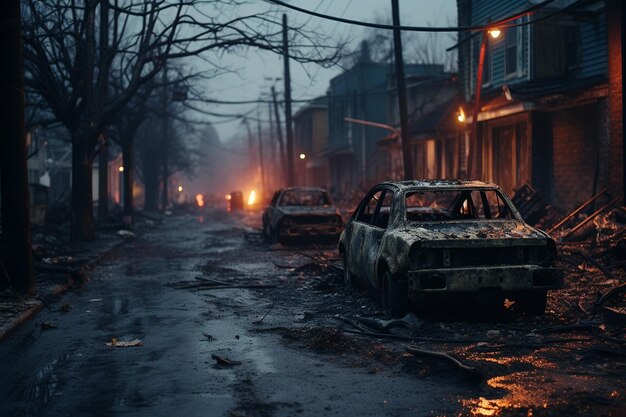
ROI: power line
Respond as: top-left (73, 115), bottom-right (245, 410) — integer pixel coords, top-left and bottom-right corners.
top-left (265, 0), bottom-right (559, 32)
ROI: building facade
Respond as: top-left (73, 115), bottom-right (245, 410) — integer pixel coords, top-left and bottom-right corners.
top-left (457, 0), bottom-right (620, 211)
top-left (293, 96), bottom-right (330, 188)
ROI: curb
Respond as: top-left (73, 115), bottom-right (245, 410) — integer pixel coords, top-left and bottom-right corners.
top-left (0, 235), bottom-right (130, 342)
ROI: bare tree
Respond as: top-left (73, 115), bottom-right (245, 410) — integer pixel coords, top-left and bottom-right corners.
top-left (22, 0), bottom-right (343, 241)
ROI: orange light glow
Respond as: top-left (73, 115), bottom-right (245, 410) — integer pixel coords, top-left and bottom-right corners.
top-left (489, 28), bottom-right (501, 39)
top-left (225, 194), bottom-right (232, 201)
top-left (247, 190), bottom-right (256, 206)
top-left (457, 106), bottom-right (466, 123)
top-left (195, 193), bottom-right (205, 207)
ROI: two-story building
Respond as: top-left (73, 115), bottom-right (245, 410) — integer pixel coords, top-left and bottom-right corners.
top-left (457, 0), bottom-right (621, 211)
top-left (324, 42), bottom-right (446, 195)
top-left (381, 73), bottom-right (462, 180)
top-left (293, 96), bottom-right (329, 187)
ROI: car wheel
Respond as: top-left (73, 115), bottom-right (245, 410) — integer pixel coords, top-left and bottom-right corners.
top-left (518, 291), bottom-right (547, 315)
top-left (342, 252), bottom-right (356, 293)
top-left (381, 270), bottom-right (409, 318)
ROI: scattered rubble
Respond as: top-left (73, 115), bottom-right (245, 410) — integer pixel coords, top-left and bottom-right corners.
top-left (106, 338), bottom-right (143, 347)
top-left (211, 354), bottom-right (241, 366)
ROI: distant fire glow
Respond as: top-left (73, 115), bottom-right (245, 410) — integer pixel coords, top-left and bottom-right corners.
top-left (195, 194), bottom-right (205, 207)
top-left (247, 190), bottom-right (256, 206)
top-left (225, 194), bottom-right (231, 201)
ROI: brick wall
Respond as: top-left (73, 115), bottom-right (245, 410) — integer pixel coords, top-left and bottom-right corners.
top-left (550, 100), bottom-right (610, 212)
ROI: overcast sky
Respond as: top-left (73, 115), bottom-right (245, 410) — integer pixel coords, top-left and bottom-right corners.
top-left (195, 0), bottom-right (457, 143)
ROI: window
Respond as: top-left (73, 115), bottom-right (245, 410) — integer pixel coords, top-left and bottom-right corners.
top-left (357, 190), bottom-right (383, 224)
top-left (404, 189), bottom-right (515, 222)
top-left (506, 27), bottom-right (518, 76)
top-left (279, 190), bottom-right (330, 207)
top-left (371, 189), bottom-right (394, 228)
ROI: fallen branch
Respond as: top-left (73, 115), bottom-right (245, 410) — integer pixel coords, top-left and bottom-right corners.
top-left (405, 345), bottom-right (481, 377)
top-left (534, 322), bottom-right (602, 335)
top-left (254, 301), bottom-right (275, 324)
top-left (594, 282), bottom-right (626, 312)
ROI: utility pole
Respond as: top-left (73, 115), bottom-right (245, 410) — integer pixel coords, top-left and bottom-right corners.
top-left (0, 0), bottom-right (35, 294)
top-left (391, 0), bottom-right (413, 180)
top-left (271, 86), bottom-right (287, 183)
top-left (468, 32), bottom-right (488, 179)
top-left (282, 14), bottom-right (295, 186)
top-left (257, 111), bottom-right (266, 194)
top-left (161, 66), bottom-right (169, 211)
top-left (245, 118), bottom-right (255, 182)
top-left (268, 100), bottom-right (277, 190)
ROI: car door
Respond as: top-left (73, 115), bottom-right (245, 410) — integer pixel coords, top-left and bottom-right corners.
top-left (263, 191), bottom-right (280, 233)
top-left (360, 188), bottom-right (395, 288)
top-left (349, 188), bottom-right (384, 286)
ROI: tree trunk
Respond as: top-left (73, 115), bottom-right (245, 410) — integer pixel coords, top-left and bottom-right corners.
top-left (98, 137), bottom-right (108, 222)
top-left (70, 136), bottom-right (96, 241)
top-left (0, 0), bottom-right (35, 294)
top-left (122, 139), bottom-right (134, 219)
top-left (143, 147), bottom-right (159, 212)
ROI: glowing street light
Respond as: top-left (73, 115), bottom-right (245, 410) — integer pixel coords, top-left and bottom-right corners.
top-left (488, 28), bottom-right (501, 39)
top-left (177, 185), bottom-right (183, 192)
top-left (457, 107), bottom-right (466, 123)
top-left (118, 166), bottom-right (124, 172)
top-left (299, 153), bottom-right (306, 160)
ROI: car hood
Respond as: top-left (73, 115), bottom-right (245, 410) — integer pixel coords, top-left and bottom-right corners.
top-left (276, 206), bottom-right (339, 216)
top-left (392, 220), bottom-right (548, 248)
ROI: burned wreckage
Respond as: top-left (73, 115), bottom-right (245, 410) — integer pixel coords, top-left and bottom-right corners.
top-left (339, 180), bottom-right (563, 318)
top-left (262, 187), bottom-right (343, 244)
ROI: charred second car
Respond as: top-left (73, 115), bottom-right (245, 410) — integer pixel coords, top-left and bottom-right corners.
top-left (262, 187), bottom-right (343, 244)
top-left (339, 180), bottom-right (562, 317)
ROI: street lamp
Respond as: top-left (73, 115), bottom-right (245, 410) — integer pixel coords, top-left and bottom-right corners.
top-left (488, 28), bottom-right (501, 39)
top-left (177, 185), bottom-right (183, 192)
top-left (299, 153), bottom-right (306, 160)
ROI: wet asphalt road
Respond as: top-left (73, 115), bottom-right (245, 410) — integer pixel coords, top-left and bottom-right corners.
top-left (0, 208), bottom-right (623, 417)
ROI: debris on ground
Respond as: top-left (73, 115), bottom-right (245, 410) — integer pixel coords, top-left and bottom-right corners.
top-left (116, 230), bottom-right (136, 238)
top-left (202, 333), bottom-right (215, 342)
top-left (60, 303), bottom-right (72, 312)
top-left (211, 354), bottom-right (241, 366)
top-left (280, 327), bottom-right (358, 354)
top-left (106, 338), bottom-right (143, 347)
top-left (405, 345), bottom-right (482, 378)
top-left (39, 321), bottom-right (58, 330)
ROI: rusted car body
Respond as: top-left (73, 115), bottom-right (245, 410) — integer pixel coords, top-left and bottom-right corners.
top-left (262, 187), bottom-right (343, 244)
top-left (339, 180), bottom-right (562, 317)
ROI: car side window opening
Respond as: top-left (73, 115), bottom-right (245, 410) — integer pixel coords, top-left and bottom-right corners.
top-left (405, 189), bottom-right (514, 222)
top-left (357, 190), bottom-right (383, 224)
top-left (371, 189), bottom-right (394, 228)
top-left (270, 192), bottom-right (280, 206)
top-left (278, 190), bottom-right (330, 207)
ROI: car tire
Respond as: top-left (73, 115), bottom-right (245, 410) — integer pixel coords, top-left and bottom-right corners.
top-left (381, 270), bottom-right (409, 318)
top-left (518, 291), bottom-right (547, 315)
top-left (342, 252), bottom-right (356, 294)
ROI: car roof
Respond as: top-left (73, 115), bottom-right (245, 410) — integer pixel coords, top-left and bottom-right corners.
top-left (378, 179), bottom-right (501, 191)
top-left (278, 186), bottom-right (329, 193)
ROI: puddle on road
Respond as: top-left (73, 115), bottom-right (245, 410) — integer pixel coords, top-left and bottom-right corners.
top-left (459, 371), bottom-right (622, 416)
top-left (18, 352), bottom-right (72, 409)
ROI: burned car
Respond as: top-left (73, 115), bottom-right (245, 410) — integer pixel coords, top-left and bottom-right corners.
top-left (339, 180), bottom-right (562, 317)
top-left (262, 187), bottom-right (343, 244)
